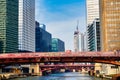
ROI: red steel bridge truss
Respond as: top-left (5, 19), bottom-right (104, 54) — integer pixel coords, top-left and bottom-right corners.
top-left (0, 51), bottom-right (120, 65)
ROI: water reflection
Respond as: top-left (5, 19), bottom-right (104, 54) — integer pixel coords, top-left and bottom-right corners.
top-left (10, 72), bottom-right (110, 80)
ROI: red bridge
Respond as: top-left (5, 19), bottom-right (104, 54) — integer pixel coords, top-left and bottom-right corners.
top-left (40, 64), bottom-right (94, 72)
top-left (40, 64), bottom-right (94, 68)
top-left (0, 51), bottom-right (120, 65)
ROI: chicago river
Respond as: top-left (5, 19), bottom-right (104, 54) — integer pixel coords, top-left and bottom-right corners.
top-left (10, 72), bottom-right (110, 80)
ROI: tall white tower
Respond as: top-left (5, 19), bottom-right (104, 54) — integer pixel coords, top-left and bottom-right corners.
top-left (74, 22), bottom-right (79, 52)
top-left (19, 0), bottom-right (35, 52)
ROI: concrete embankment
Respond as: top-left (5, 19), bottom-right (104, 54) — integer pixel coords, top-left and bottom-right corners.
top-left (0, 73), bottom-right (35, 80)
top-left (0, 73), bottom-right (16, 79)
top-left (88, 70), bottom-right (113, 79)
top-left (112, 74), bottom-right (120, 80)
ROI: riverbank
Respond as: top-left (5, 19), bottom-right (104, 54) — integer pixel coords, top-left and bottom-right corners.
top-left (94, 73), bottom-right (120, 80)
top-left (0, 73), bottom-right (38, 80)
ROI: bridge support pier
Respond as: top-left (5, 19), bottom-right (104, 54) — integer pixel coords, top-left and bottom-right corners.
top-left (72, 69), bottom-right (76, 72)
top-left (29, 64), bottom-right (42, 76)
top-left (88, 70), bottom-right (94, 76)
top-left (60, 69), bottom-right (65, 72)
top-left (0, 68), bottom-right (2, 73)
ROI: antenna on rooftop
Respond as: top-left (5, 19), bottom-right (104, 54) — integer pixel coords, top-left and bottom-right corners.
top-left (76, 20), bottom-right (79, 31)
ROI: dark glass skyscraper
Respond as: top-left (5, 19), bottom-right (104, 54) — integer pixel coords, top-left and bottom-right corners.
top-left (35, 21), bottom-right (52, 52)
top-left (0, 0), bottom-right (18, 53)
top-left (87, 18), bottom-right (101, 51)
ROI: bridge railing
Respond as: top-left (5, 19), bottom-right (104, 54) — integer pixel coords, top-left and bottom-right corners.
top-left (0, 51), bottom-right (119, 59)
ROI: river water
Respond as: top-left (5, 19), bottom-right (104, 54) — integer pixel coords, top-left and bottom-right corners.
top-left (10, 72), bottom-right (110, 80)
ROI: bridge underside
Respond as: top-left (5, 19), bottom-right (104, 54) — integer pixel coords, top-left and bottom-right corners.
top-left (0, 56), bottom-right (120, 66)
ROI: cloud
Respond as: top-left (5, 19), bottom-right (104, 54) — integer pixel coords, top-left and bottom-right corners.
top-left (35, 0), bottom-right (46, 22)
top-left (44, 17), bottom-right (86, 51)
top-left (35, 0), bottom-right (86, 51)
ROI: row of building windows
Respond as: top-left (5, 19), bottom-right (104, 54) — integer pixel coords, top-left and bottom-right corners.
top-left (107, 34), bottom-right (120, 37)
top-left (107, 23), bottom-right (120, 27)
top-left (107, 18), bottom-right (120, 22)
top-left (106, 13), bottom-right (120, 17)
top-left (106, 1), bottom-right (120, 6)
top-left (106, 7), bottom-right (120, 11)
top-left (108, 28), bottom-right (120, 31)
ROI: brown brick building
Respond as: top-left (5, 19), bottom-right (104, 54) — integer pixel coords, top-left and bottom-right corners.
top-left (100, 0), bottom-right (120, 51)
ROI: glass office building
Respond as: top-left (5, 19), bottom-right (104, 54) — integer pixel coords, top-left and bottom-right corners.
top-left (19, 0), bottom-right (35, 52)
top-left (86, 0), bottom-right (100, 51)
top-left (87, 18), bottom-right (101, 51)
top-left (0, 0), bottom-right (18, 53)
top-left (35, 21), bottom-right (52, 52)
top-left (51, 38), bottom-right (65, 52)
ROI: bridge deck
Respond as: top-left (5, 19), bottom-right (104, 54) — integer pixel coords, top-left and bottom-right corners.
top-left (0, 52), bottom-right (120, 65)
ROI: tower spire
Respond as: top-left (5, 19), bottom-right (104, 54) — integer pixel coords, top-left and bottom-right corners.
top-left (76, 20), bottom-right (79, 31)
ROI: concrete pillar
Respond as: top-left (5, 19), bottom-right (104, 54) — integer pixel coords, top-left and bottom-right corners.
top-left (29, 64), bottom-right (42, 76)
top-left (82, 68), bottom-right (85, 73)
top-left (89, 70), bottom-right (94, 76)
top-left (60, 69), bottom-right (65, 72)
top-left (78, 69), bottom-right (81, 73)
top-left (0, 68), bottom-right (2, 73)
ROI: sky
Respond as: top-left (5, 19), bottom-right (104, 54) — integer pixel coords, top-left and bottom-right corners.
top-left (35, 0), bottom-right (86, 51)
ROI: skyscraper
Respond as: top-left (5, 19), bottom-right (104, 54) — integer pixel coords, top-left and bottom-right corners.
top-left (100, 0), bottom-right (120, 75)
top-left (51, 38), bottom-right (65, 52)
top-left (19, 0), bottom-right (35, 52)
top-left (86, 0), bottom-right (101, 74)
top-left (86, 0), bottom-right (99, 51)
top-left (79, 33), bottom-right (87, 52)
top-left (0, 0), bottom-right (18, 53)
top-left (79, 33), bottom-right (84, 52)
top-left (74, 27), bottom-right (79, 52)
top-left (87, 18), bottom-right (101, 51)
top-left (100, 0), bottom-right (120, 51)
top-left (35, 21), bottom-right (52, 52)
top-left (86, 0), bottom-right (99, 25)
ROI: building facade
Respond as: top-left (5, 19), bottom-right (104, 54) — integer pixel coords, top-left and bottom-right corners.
top-left (79, 33), bottom-right (84, 52)
top-left (79, 32), bottom-right (88, 52)
top-left (51, 38), bottom-right (65, 52)
top-left (74, 27), bottom-right (79, 52)
top-left (87, 19), bottom-right (101, 73)
top-left (19, 0), bottom-right (35, 52)
top-left (35, 21), bottom-right (52, 52)
top-left (86, 0), bottom-right (101, 73)
top-left (100, 0), bottom-right (120, 51)
top-left (86, 0), bottom-right (99, 25)
top-left (100, 0), bottom-right (120, 75)
top-left (87, 18), bottom-right (101, 51)
top-left (0, 0), bottom-right (18, 53)
top-left (86, 0), bottom-right (100, 51)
